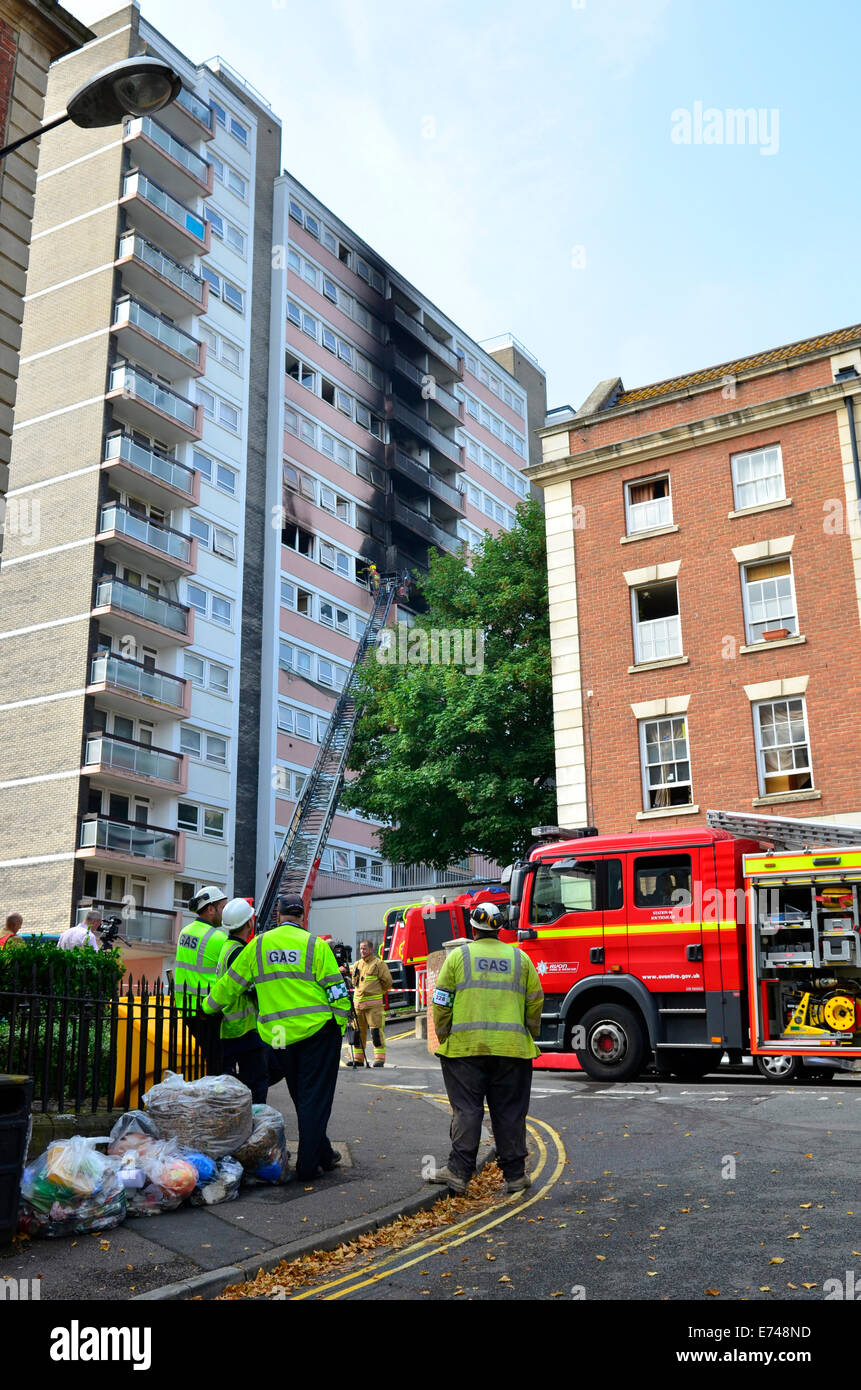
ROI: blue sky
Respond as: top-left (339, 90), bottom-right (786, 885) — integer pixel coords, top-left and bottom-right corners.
top-left (67, 0), bottom-right (860, 410)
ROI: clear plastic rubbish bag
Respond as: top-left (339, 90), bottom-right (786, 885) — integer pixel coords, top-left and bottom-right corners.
top-left (234, 1104), bottom-right (290, 1184)
top-left (18, 1138), bottom-right (127, 1238)
top-left (119, 1138), bottom-right (198, 1217)
top-left (142, 1070), bottom-right (252, 1158)
top-left (189, 1154), bottom-right (243, 1206)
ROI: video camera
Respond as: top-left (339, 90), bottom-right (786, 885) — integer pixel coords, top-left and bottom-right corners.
top-left (329, 940), bottom-right (353, 971)
top-left (98, 915), bottom-right (124, 947)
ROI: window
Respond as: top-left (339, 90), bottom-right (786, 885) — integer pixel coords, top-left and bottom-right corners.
top-left (212, 101), bottom-right (226, 129)
top-left (177, 802), bottom-right (198, 832)
top-left (206, 734), bottom-right (227, 767)
top-left (230, 116), bottom-right (248, 146)
top-left (204, 808), bottom-right (225, 839)
top-left (190, 516), bottom-right (237, 560)
top-left (318, 541), bottom-right (351, 577)
top-left (283, 463), bottom-right (315, 501)
top-left (206, 209), bottom-right (225, 240)
top-left (199, 387), bottom-right (241, 431)
top-left (192, 450), bottom-right (236, 495)
top-left (531, 861), bottom-right (598, 924)
top-left (626, 475), bottom-right (672, 534)
top-left (320, 600), bottom-right (351, 634)
top-left (183, 654), bottom-right (205, 687)
top-left (319, 486), bottom-right (350, 522)
top-left (742, 558), bottom-right (798, 643)
top-left (283, 523), bottom-right (314, 558)
top-left (731, 445), bottom-right (785, 511)
top-left (280, 641), bottom-right (312, 678)
top-left (186, 582), bottom-right (207, 615)
top-left (223, 280), bottom-right (244, 312)
top-left (209, 662), bottom-right (230, 695)
top-left (639, 717), bottom-right (693, 810)
top-left (201, 266), bottom-right (221, 296)
top-left (634, 855), bottom-right (693, 908)
top-left (281, 579), bottom-right (312, 616)
top-left (753, 698), bottom-right (812, 796)
top-left (632, 581), bottom-right (682, 664)
top-left (183, 656), bottom-right (230, 695)
top-left (180, 727), bottom-right (202, 758)
top-left (174, 880), bottom-right (196, 908)
top-left (211, 594), bottom-right (232, 626)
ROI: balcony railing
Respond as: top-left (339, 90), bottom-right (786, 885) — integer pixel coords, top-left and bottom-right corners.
top-left (122, 171), bottom-right (206, 244)
top-left (113, 296), bottom-right (201, 366)
top-left (389, 302), bottom-right (460, 374)
top-left (94, 576), bottom-right (189, 635)
top-left (89, 652), bottom-right (187, 710)
top-left (76, 898), bottom-right (177, 946)
top-left (392, 497), bottom-right (461, 553)
top-left (388, 347), bottom-right (462, 419)
top-left (635, 614), bottom-right (682, 664)
top-left (117, 232), bottom-right (205, 305)
top-left (125, 116), bottom-right (210, 184)
top-left (386, 444), bottom-right (464, 512)
top-left (103, 432), bottom-right (195, 497)
top-left (78, 817), bottom-right (181, 863)
top-left (98, 505), bottom-right (192, 564)
top-left (84, 734), bottom-right (183, 784)
top-left (176, 84), bottom-right (214, 130)
top-left (109, 363), bottom-right (197, 430)
top-left (387, 396), bottom-right (463, 467)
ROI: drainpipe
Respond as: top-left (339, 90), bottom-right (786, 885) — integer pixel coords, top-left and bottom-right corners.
top-left (836, 365), bottom-right (861, 531)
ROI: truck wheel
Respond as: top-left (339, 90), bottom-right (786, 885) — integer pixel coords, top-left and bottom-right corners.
top-left (575, 1003), bottom-right (647, 1083)
top-left (754, 1054), bottom-right (802, 1084)
top-left (667, 1050), bottom-right (723, 1081)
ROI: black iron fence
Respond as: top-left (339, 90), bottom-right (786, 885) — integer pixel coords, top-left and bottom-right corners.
top-left (0, 965), bottom-right (222, 1114)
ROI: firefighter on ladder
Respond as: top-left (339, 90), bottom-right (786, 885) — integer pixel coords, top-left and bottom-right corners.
top-left (348, 939), bottom-right (393, 1068)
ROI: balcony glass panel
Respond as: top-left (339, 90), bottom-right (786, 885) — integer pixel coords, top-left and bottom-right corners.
top-left (115, 297), bottom-right (200, 364)
top-left (99, 505), bottom-right (191, 562)
top-left (123, 171), bottom-right (206, 243)
top-left (79, 817), bottom-right (179, 862)
top-left (94, 576), bottom-right (189, 634)
top-left (127, 116), bottom-right (210, 182)
top-left (176, 85), bottom-right (213, 129)
top-left (84, 735), bottom-right (182, 783)
top-left (110, 363), bottom-right (196, 428)
top-left (118, 232), bottom-right (205, 303)
top-left (90, 653), bottom-right (185, 708)
top-left (103, 433), bottom-right (195, 495)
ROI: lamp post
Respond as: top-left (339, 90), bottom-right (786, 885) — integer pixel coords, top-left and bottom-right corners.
top-left (0, 56), bottom-right (182, 160)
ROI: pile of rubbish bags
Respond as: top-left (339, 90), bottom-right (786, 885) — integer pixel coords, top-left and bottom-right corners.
top-left (17, 1073), bottom-right (291, 1239)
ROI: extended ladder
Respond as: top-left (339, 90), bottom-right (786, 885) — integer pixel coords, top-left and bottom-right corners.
top-left (706, 808), bottom-right (861, 852)
top-left (256, 577), bottom-right (398, 931)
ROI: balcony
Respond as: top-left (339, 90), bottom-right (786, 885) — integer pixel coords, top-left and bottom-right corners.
top-left (116, 233), bottom-right (208, 320)
top-left (87, 652), bottom-right (191, 718)
top-left (387, 346), bottom-right (463, 426)
top-left (158, 82), bottom-right (215, 144)
top-left (388, 302), bottom-right (462, 380)
top-left (123, 116), bottom-right (213, 201)
top-left (391, 497), bottom-right (461, 554)
top-left (120, 171), bottom-right (210, 260)
top-left (77, 898), bottom-right (179, 947)
top-left (111, 296), bottom-right (204, 382)
top-left (92, 576), bottom-right (193, 647)
top-left (102, 432), bottom-right (199, 509)
top-left (83, 733), bottom-right (187, 793)
top-left (385, 444), bottom-right (464, 517)
top-left (107, 363), bottom-right (203, 444)
top-left (96, 504), bottom-right (196, 579)
top-left (385, 395), bottom-right (464, 471)
top-left (77, 816), bottom-right (184, 871)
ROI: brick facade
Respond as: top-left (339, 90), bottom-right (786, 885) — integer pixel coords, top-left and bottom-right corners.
top-left (534, 329), bottom-right (861, 834)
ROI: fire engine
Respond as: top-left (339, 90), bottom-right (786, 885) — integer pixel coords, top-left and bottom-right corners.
top-left (383, 886), bottom-right (509, 1006)
top-left (499, 810), bottom-right (861, 1084)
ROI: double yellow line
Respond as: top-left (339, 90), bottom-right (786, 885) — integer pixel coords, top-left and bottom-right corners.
top-left (289, 1096), bottom-right (566, 1301)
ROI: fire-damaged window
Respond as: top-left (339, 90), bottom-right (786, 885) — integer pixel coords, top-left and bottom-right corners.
top-left (634, 856), bottom-right (692, 909)
top-left (282, 523), bottom-right (313, 557)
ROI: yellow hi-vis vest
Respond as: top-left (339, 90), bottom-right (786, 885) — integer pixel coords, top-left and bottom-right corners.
top-left (216, 935), bottom-right (258, 1040)
top-left (432, 937), bottom-right (544, 1061)
top-left (201, 923), bottom-right (350, 1047)
top-left (174, 920), bottom-right (227, 1006)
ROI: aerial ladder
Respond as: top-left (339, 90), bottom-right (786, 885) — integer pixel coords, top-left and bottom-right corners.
top-left (255, 575), bottom-right (398, 931)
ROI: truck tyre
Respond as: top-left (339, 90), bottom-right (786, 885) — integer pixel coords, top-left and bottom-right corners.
top-left (667, 1050), bottom-right (723, 1081)
top-left (575, 1003), bottom-right (648, 1083)
top-left (754, 1054), bottom-right (802, 1084)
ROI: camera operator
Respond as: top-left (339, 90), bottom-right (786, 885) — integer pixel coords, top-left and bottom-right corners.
top-left (58, 908), bottom-right (102, 951)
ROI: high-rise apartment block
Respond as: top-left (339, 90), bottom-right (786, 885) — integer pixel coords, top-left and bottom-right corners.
top-left (0, 6), bottom-right (543, 971)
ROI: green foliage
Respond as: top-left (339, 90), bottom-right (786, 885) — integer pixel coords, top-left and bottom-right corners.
top-left (0, 938), bottom-right (125, 997)
top-left (343, 499), bottom-right (555, 867)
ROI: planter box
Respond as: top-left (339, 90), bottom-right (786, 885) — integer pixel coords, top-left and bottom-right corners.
top-left (762, 628), bottom-right (790, 641)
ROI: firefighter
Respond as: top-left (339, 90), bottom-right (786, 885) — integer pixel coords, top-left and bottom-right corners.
top-left (173, 886), bottom-right (228, 1070)
top-left (201, 894), bottom-right (351, 1181)
top-left (349, 938), bottom-right (393, 1068)
top-left (428, 903), bottom-right (543, 1195)
top-left (215, 898), bottom-right (270, 1104)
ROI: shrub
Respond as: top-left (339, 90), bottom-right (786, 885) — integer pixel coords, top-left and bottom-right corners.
top-left (0, 938), bottom-right (124, 998)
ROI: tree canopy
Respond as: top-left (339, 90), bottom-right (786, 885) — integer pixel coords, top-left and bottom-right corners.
top-left (342, 498), bottom-right (555, 867)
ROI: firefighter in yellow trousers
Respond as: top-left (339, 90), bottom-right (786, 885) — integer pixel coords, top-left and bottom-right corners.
top-left (349, 939), bottom-right (393, 1068)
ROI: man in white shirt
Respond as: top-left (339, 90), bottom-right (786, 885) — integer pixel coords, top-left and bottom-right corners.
top-left (58, 909), bottom-right (102, 951)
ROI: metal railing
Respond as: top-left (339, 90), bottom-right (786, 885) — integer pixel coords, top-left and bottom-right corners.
top-left (89, 652), bottom-right (187, 710)
top-left (76, 899), bottom-right (177, 946)
top-left (118, 232), bottom-right (205, 304)
top-left (109, 362), bottom-right (197, 430)
top-left (103, 431), bottom-right (196, 495)
top-left (388, 395), bottom-right (462, 466)
top-left (78, 816), bottom-right (181, 863)
top-left (113, 297), bottom-right (201, 365)
top-left (386, 445), bottom-right (463, 511)
top-left (392, 497), bottom-right (461, 553)
top-left (122, 171), bottom-right (206, 243)
top-left (94, 575), bottom-right (190, 634)
top-left (83, 734), bottom-right (183, 784)
top-left (99, 503), bottom-right (192, 563)
top-left (125, 116), bottom-right (210, 183)
top-left (175, 84), bottom-right (214, 130)
top-left (390, 303), bottom-right (459, 373)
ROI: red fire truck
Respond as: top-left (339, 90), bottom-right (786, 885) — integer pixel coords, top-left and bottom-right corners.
top-left (499, 811), bottom-right (861, 1084)
top-left (383, 886), bottom-right (509, 1006)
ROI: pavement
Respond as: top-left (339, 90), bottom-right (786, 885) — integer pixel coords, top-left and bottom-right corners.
top-left (0, 1023), bottom-right (482, 1302)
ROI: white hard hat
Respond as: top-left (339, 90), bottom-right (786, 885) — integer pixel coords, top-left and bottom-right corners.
top-left (190, 885), bottom-right (228, 912)
top-left (470, 903), bottom-right (505, 933)
top-left (221, 898), bottom-right (255, 931)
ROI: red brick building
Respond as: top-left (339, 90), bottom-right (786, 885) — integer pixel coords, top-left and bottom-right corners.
top-left (532, 325), bottom-right (861, 834)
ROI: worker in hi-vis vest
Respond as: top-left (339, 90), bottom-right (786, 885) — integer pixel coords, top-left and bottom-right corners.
top-left (173, 885), bottom-right (228, 1070)
top-left (348, 939), bottom-right (393, 1068)
top-left (214, 898), bottom-right (270, 1104)
top-left (202, 894), bottom-right (350, 1181)
top-left (429, 903), bottom-right (543, 1195)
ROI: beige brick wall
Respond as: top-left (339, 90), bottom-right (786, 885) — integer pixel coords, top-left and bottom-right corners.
top-left (0, 543), bottom-right (96, 693)
top-left (0, 857), bottom-right (79, 934)
top-left (7, 396), bottom-right (103, 489)
top-left (0, 692), bottom-right (85, 782)
top-left (24, 205), bottom-right (117, 292)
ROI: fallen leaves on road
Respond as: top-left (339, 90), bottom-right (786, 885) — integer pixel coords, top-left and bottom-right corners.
top-left (217, 1162), bottom-right (505, 1301)
top-left (769, 1257), bottom-right (785, 1265)
top-left (705, 1289), bottom-right (719, 1297)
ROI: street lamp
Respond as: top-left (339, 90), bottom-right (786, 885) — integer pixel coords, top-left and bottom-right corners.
top-left (0, 56), bottom-right (182, 160)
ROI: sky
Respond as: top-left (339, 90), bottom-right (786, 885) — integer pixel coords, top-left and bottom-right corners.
top-left (65, 0), bottom-right (861, 411)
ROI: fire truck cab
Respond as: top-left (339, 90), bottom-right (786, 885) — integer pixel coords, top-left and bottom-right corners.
top-left (383, 887), bottom-right (509, 1007)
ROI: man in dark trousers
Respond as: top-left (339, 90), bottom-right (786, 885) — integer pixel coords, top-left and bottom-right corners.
top-left (203, 894), bottom-right (350, 1180)
top-left (214, 898), bottom-right (270, 1103)
top-left (429, 903), bottom-right (544, 1195)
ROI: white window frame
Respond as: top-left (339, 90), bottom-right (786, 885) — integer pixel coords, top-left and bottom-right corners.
top-left (625, 474), bottom-right (673, 535)
top-left (731, 445), bottom-right (786, 511)
top-left (752, 697), bottom-right (813, 797)
top-left (632, 580), bottom-right (682, 665)
top-left (639, 716), bottom-right (694, 811)
top-left (741, 556), bottom-right (798, 644)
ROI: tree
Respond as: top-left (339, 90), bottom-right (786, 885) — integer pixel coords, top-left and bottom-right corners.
top-left (342, 499), bottom-right (555, 867)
